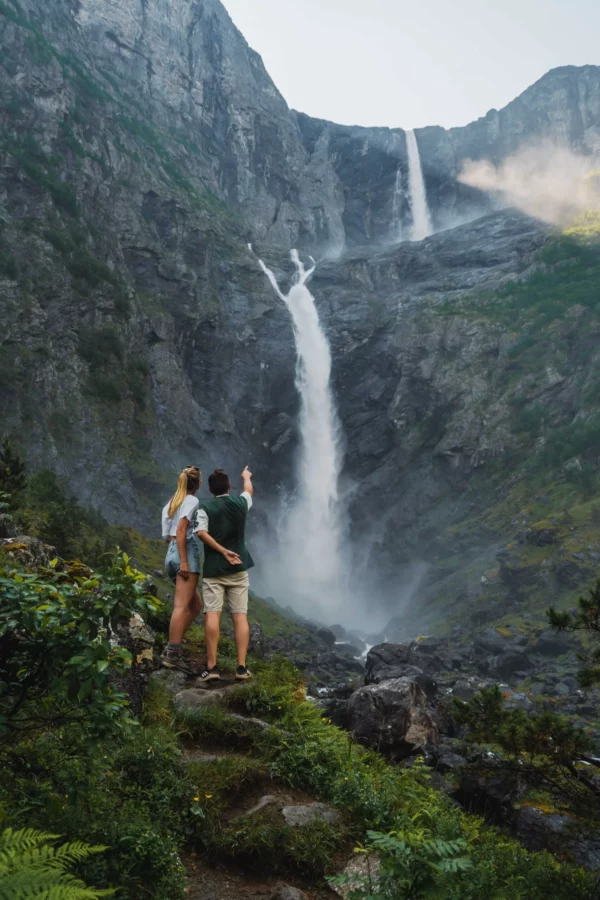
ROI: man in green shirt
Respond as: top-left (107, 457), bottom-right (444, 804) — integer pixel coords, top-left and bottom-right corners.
top-left (194, 466), bottom-right (255, 682)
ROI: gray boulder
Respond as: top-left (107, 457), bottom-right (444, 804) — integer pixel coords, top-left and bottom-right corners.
top-left (485, 650), bottom-right (534, 679)
top-left (533, 630), bottom-right (574, 657)
top-left (365, 639), bottom-right (450, 685)
top-left (347, 678), bottom-right (439, 758)
top-left (281, 802), bottom-right (341, 827)
top-left (269, 886), bottom-right (310, 900)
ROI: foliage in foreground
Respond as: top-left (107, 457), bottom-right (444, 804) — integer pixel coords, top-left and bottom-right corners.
top-left (1, 531), bottom-right (597, 899)
top-left (329, 827), bottom-right (471, 900)
top-left (0, 553), bottom-right (159, 743)
top-left (0, 827), bottom-right (112, 899)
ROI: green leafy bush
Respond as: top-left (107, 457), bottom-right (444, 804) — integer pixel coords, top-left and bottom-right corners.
top-left (1, 726), bottom-right (188, 899)
top-left (330, 825), bottom-right (471, 899)
top-left (0, 552), bottom-right (159, 745)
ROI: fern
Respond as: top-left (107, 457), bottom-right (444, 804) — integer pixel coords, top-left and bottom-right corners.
top-left (0, 828), bottom-right (114, 899)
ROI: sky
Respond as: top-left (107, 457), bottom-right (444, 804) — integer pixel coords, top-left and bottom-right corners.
top-left (221, 0), bottom-right (600, 130)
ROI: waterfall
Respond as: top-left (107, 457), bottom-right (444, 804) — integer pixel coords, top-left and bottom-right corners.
top-left (258, 250), bottom-right (346, 620)
top-left (406, 129), bottom-right (433, 241)
top-left (391, 167), bottom-right (404, 242)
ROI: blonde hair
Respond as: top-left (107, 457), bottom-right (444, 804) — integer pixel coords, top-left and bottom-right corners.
top-left (168, 466), bottom-right (201, 518)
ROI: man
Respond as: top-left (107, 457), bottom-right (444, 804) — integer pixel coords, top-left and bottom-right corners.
top-left (194, 465), bottom-right (254, 682)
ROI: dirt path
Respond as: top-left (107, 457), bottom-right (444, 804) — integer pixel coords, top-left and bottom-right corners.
top-left (184, 852), bottom-right (337, 899)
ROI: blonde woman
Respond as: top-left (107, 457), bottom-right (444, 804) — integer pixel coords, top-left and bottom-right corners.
top-left (160, 466), bottom-right (203, 671)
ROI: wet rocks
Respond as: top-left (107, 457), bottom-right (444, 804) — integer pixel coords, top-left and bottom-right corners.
top-left (347, 678), bottom-right (439, 758)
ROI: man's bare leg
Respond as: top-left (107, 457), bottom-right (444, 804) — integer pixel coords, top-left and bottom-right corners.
top-left (231, 613), bottom-right (249, 668)
top-left (204, 611), bottom-right (221, 670)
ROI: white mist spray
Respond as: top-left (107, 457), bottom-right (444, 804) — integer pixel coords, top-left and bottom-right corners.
top-left (258, 250), bottom-right (347, 621)
top-left (406, 129), bottom-right (433, 241)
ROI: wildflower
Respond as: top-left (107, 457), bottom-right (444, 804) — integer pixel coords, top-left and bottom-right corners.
top-left (205, 793), bottom-right (212, 799)
top-left (193, 796), bottom-right (200, 801)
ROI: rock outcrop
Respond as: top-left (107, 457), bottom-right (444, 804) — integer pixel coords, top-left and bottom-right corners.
top-left (347, 678), bottom-right (439, 757)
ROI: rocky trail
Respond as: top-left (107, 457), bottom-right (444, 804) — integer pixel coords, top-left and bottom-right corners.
top-left (154, 674), bottom-right (345, 900)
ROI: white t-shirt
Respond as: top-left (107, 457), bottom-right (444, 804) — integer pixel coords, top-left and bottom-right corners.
top-left (161, 495), bottom-right (199, 540)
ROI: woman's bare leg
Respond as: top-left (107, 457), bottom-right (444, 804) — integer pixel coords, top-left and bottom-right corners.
top-left (182, 588), bottom-right (202, 635)
top-left (169, 574), bottom-right (199, 644)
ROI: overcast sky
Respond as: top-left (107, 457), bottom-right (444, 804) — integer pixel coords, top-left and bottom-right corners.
top-left (221, 0), bottom-right (599, 129)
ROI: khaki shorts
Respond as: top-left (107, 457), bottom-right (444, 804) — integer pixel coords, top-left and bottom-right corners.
top-left (203, 570), bottom-right (249, 615)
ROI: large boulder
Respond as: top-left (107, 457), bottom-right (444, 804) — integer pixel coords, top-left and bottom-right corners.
top-left (347, 678), bottom-right (439, 758)
top-left (485, 650), bottom-right (534, 679)
top-left (365, 639), bottom-right (450, 685)
top-left (0, 535), bottom-right (56, 568)
top-left (533, 630), bottom-right (575, 657)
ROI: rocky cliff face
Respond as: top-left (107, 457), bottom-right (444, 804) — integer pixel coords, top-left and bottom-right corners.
top-left (1, 0), bottom-right (600, 632)
top-left (297, 66), bottom-right (600, 246)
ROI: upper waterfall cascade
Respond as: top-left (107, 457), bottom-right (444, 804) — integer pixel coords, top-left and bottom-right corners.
top-left (406, 129), bottom-right (433, 241)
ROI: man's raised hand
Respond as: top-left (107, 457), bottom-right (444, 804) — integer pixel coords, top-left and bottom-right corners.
top-left (242, 465), bottom-right (253, 479)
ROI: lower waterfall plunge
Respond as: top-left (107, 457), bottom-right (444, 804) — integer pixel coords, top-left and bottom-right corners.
top-left (406, 129), bottom-right (433, 241)
top-left (258, 250), bottom-right (349, 622)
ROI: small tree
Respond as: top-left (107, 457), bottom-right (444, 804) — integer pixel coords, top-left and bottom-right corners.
top-left (0, 437), bottom-right (26, 500)
top-left (548, 579), bottom-right (600, 687)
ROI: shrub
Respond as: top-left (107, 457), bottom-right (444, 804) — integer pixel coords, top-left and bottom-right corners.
top-left (549, 579), bottom-right (600, 688)
top-left (0, 551), bottom-right (160, 746)
top-left (454, 685), bottom-right (599, 822)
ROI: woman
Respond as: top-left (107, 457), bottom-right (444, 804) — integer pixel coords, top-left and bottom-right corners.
top-left (160, 466), bottom-right (203, 671)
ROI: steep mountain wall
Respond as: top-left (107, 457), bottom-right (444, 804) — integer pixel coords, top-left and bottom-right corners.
top-left (1, 0), bottom-right (600, 631)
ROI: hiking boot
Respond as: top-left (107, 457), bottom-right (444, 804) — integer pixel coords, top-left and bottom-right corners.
top-left (235, 665), bottom-right (252, 681)
top-left (160, 647), bottom-right (193, 674)
top-left (198, 666), bottom-right (221, 683)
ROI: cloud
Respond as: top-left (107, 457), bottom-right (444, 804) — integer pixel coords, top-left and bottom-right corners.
top-left (458, 143), bottom-right (600, 225)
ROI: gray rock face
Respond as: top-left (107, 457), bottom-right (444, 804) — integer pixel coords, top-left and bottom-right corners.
top-left (2, 0), bottom-right (600, 629)
top-left (298, 66), bottom-right (600, 246)
top-left (347, 678), bottom-right (439, 757)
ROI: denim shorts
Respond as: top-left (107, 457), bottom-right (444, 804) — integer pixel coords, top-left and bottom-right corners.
top-left (165, 537), bottom-right (202, 583)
